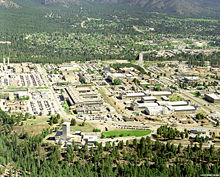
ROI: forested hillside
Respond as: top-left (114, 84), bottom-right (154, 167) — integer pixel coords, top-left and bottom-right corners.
top-left (94, 0), bottom-right (220, 16)
top-left (0, 109), bottom-right (219, 176)
top-left (0, 0), bottom-right (219, 64)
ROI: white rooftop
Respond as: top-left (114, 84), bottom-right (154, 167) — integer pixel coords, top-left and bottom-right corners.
top-left (172, 106), bottom-right (196, 111)
top-left (167, 101), bottom-right (188, 106)
top-left (62, 122), bottom-right (70, 126)
top-left (111, 73), bottom-right (125, 78)
top-left (206, 93), bottom-right (220, 100)
top-left (138, 103), bottom-right (159, 108)
top-left (150, 91), bottom-right (172, 96)
top-left (142, 96), bottom-right (157, 100)
top-left (83, 135), bottom-right (98, 142)
top-left (157, 101), bottom-right (188, 106)
top-left (145, 106), bottom-right (164, 110)
top-left (126, 92), bottom-right (145, 97)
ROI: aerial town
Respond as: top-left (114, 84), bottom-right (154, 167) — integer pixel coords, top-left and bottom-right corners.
top-left (0, 57), bottom-right (219, 149)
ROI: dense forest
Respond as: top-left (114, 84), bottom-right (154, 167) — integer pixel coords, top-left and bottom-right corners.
top-left (143, 52), bottom-right (220, 66)
top-left (0, 0), bottom-right (219, 64)
top-left (0, 109), bottom-right (219, 176)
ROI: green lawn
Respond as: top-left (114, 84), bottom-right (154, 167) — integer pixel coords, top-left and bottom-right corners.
top-left (169, 96), bottom-right (184, 101)
top-left (102, 130), bottom-right (151, 138)
top-left (62, 101), bottom-right (72, 115)
top-left (70, 123), bottom-right (95, 132)
top-left (14, 116), bottom-right (50, 135)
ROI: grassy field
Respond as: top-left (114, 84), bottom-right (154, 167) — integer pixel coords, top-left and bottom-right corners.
top-left (102, 130), bottom-right (151, 138)
top-left (14, 116), bottom-right (50, 135)
top-left (169, 95), bottom-right (184, 101)
top-left (70, 123), bottom-right (95, 132)
top-left (62, 100), bottom-right (72, 115)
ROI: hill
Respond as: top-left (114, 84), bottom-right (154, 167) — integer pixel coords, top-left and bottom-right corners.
top-left (95, 0), bottom-right (220, 16)
top-left (1, 0), bottom-right (220, 16)
top-left (40, 0), bottom-right (220, 16)
top-left (0, 0), bottom-right (219, 63)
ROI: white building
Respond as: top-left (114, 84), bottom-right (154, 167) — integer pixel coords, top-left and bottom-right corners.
top-left (167, 106), bottom-right (196, 112)
top-left (82, 135), bottom-right (98, 147)
top-left (126, 92), bottom-right (146, 98)
top-left (62, 122), bottom-right (70, 139)
top-left (141, 96), bottom-right (157, 102)
top-left (131, 102), bottom-right (158, 110)
top-left (145, 106), bottom-right (169, 115)
top-left (150, 91), bottom-right (172, 96)
top-left (157, 101), bottom-right (188, 106)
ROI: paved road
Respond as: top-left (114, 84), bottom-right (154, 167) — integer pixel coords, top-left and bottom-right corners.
top-left (182, 91), bottom-right (220, 113)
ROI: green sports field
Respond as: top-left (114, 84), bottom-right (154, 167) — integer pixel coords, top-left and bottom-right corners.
top-left (102, 130), bottom-right (151, 138)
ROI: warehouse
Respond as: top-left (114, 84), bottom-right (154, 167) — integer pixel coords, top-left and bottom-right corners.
top-left (126, 92), bottom-right (146, 99)
top-left (167, 105), bottom-right (196, 112)
top-left (157, 101), bottom-right (188, 106)
top-left (65, 85), bottom-right (103, 114)
top-left (205, 93), bottom-right (220, 103)
top-left (131, 102), bottom-right (158, 110)
top-left (141, 96), bottom-right (157, 102)
top-left (107, 73), bottom-right (125, 82)
top-left (145, 106), bottom-right (169, 115)
top-left (182, 76), bottom-right (200, 83)
top-left (150, 91), bottom-right (172, 96)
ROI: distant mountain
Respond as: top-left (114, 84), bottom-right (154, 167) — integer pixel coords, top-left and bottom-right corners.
top-left (1, 0), bottom-right (220, 16)
top-left (95, 0), bottom-right (220, 15)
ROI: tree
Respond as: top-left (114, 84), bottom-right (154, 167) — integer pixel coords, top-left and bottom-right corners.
top-left (195, 91), bottom-right (201, 97)
top-left (180, 132), bottom-right (184, 139)
top-left (56, 114), bottom-right (61, 119)
top-left (25, 113), bottom-right (29, 119)
top-left (113, 78), bottom-right (121, 85)
top-left (196, 113), bottom-right (205, 120)
top-left (71, 118), bottom-right (76, 126)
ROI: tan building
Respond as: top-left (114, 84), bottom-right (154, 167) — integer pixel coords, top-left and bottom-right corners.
top-left (205, 94), bottom-right (220, 103)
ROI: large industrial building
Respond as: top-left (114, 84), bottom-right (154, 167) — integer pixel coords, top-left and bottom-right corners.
top-left (145, 106), bottom-right (169, 115)
top-left (157, 101), bottom-right (188, 106)
top-left (65, 85), bottom-right (103, 114)
top-left (141, 96), bottom-right (157, 102)
top-left (205, 93), bottom-right (220, 103)
top-left (131, 102), bottom-right (159, 110)
top-left (167, 105), bottom-right (196, 112)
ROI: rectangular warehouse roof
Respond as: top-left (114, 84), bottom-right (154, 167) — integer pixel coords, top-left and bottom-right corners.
top-left (205, 93), bottom-right (220, 100)
top-left (137, 102), bottom-right (159, 108)
top-left (142, 96), bottom-right (157, 101)
top-left (150, 91), bottom-right (172, 96)
top-left (167, 106), bottom-right (196, 112)
top-left (126, 92), bottom-right (145, 97)
top-left (157, 101), bottom-right (188, 106)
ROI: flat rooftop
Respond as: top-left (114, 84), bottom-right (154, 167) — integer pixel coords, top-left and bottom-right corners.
top-left (206, 93), bottom-right (220, 100)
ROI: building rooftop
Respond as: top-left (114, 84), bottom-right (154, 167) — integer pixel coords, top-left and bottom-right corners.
top-left (206, 93), bottom-right (220, 100)
top-left (142, 96), bottom-right (157, 101)
top-left (126, 92), bottom-right (145, 97)
top-left (168, 106), bottom-right (196, 111)
top-left (150, 91), bottom-right (172, 96)
top-left (138, 103), bottom-right (159, 108)
top-left (62, 122), bottom-right (70, 126)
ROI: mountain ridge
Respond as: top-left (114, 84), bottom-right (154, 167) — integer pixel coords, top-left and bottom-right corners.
top-left (1, 0), bottom-right (220, 16)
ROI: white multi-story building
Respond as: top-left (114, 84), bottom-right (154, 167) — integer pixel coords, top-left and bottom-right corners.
top-left (62, 122), bottom-right (70, 139)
